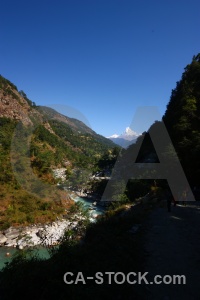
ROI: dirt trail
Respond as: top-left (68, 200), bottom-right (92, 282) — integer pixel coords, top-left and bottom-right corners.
top-left (143, 203), bottom-right (200, 300)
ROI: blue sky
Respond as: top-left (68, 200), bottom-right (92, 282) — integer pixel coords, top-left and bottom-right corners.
top-left (0, 0), bottom-right (200, 137)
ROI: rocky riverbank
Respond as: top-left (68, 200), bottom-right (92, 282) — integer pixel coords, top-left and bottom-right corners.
top-left (0, 215), bottom-right (85, 249)
top-left (0, 168), bottom-right (103, 250)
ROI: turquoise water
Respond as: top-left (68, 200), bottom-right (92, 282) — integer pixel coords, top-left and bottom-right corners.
top-left (0, 196), bottom-right (104, 270)
top-left (73, 196), bottom-right (105, 218)
top-left (0, 247), bottom-right (17, 270)
top-left (0, 246), bottom-right (50, 271)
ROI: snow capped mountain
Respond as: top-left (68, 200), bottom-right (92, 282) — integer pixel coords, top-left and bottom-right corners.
top-left (120, 127), bottom-right (140, 141)
top-left (107, 127), bottom-right (141, 148)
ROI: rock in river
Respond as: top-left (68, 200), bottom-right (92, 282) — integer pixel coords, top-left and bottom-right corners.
top-left (0, 233), bottom-right (7, 245)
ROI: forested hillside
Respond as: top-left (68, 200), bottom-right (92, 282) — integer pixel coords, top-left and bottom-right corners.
top-left (0, 75), bottom-right (117, 229)
top-left (163, 54), bottom-right (200, 186)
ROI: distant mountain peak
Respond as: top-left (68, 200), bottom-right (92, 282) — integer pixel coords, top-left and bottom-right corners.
top-left (125, 127), bottom-right (133, 134)
top-left (122, 127), bottom-right (140, 140)
top-left (108, 127), bottom-right (140, 140)
top-left (107, 127), bottom-right (140, 148)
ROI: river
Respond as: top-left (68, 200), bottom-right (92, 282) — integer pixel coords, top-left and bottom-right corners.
top-left (72, 195), bottom-right (105, 219)
top-left (0, 195), bottom-right (104, 270)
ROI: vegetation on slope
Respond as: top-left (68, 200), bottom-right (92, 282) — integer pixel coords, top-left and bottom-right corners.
top-left (0, 117), bottom-right (72, 230)
top-left (0, 75), bottom-right (118, 229)
top-left (0, 202), bottom-right (151, 300)
top-left (163, 53), bottom-right (200, 186)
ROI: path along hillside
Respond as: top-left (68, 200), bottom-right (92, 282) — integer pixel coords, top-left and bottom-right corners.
top-left (143, 202), bottom-right (200, 300)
